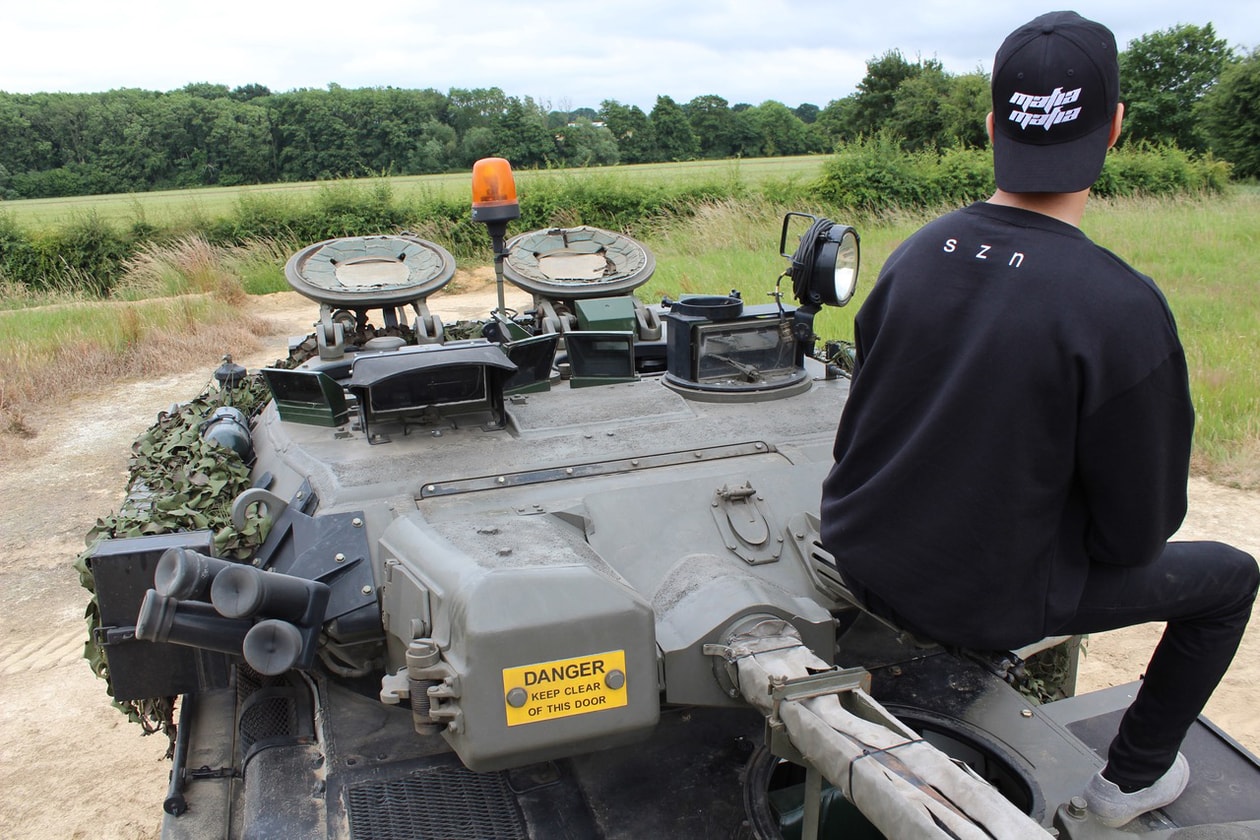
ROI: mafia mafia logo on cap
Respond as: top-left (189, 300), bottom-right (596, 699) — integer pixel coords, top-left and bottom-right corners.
top-left (1007, 86), bottom-right (1082, 130)
top-left (991, 11), bottom-right (1119, 193)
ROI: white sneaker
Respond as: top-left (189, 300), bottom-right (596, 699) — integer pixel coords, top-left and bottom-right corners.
top-left (1084, 753), bottom-right (1189, 828)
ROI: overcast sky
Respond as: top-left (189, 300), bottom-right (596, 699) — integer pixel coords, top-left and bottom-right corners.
top-left (4, 1), bottom-right (1257, 111)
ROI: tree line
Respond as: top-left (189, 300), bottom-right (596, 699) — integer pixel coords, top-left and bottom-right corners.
top-left (0, 22), bottom-right (1254, 200)
top-left (0, 84), bottom-right (829, 199)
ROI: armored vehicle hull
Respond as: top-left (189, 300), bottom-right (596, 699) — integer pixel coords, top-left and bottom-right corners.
top-left (84, 188), bottom-right (1260, 839)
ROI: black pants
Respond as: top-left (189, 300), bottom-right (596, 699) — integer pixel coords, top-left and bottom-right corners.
top-left (1053, 541), bottom-right (1259, 788)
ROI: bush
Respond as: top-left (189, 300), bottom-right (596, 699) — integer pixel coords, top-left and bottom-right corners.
top-left (518, 174), bottom-right (674, 233)
top-left (0, 213), bottom-right (42, 289)
top-left (0, 149), bottom-right (1235, 298)
top-left (930, 146), bottom-right (995, 204)
top-left (46, 214), bottom-right (131, 295)
top-left (314, 181), bottom-right (409, 237)
top-left (0, 212), bottom-right (133, 295)
top-left (814, 134), bottom-right (945, 210)
top-left (814, 135), bottom-right (1228, 215)
top-left (1094, 143), bottom-right (1230, 196)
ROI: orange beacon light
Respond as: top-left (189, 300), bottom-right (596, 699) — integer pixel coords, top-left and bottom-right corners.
top-left (471, 157), bottom-right (520, 224)
top-left (471, 157), bottom-right (520, 316)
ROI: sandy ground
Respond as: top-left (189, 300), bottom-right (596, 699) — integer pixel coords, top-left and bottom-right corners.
top-left (1, 282), bottom-right (1257, 839)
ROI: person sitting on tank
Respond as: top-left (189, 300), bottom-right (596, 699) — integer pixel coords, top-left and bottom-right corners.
top-left (818, 10), bottom-right (1259, 829)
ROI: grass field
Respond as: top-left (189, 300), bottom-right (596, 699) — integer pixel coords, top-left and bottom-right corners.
top-left (644, 189), bottom-right (1260, 487)
top-left (1, 177), bottom-right (1256, 488)
top-left (0, 156), bottom-right (828, 231)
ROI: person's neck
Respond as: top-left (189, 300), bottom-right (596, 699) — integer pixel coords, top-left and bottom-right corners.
top-left (985, 188), bottom-right (1090, 227)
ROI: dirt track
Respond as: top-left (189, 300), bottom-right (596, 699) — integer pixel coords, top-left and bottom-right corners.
top-left (1, 286), bottom-right (1257, 839)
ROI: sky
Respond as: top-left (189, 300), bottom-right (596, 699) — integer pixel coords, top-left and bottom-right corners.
top-left (3, 1), bottom-right (1258, 112)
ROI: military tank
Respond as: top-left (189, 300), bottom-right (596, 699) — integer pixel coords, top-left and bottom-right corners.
top-left (82, 159), bottom-right (1260, 839)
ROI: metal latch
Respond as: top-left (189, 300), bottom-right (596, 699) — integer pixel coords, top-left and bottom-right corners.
top-left (712, 482), bottom-right (783, 565)
top-left (94, 625), bottom-right (137, 646)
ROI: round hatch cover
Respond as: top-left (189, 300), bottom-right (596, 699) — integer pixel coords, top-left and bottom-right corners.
top-left (284, 234), bottom-right (455, 307)
top-left (504, 226), bottom-right (655, 299)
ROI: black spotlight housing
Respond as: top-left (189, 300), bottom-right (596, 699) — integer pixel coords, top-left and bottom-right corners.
top-left (779, 213), bottom-right (861, 355)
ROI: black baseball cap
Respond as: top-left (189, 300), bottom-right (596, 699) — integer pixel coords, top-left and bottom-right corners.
top-left (991, 11), bottom-right (1120, 193)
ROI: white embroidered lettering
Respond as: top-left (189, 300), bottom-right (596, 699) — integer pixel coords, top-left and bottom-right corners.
top-left (1006, 86), bottom-right (1084, 132)
top-left (1008, 86), bottom-right (1081, 113)
top-left (943, 238), bottom-right (957, 254)
top-left (1007, 106), bottom-right (1082, 131)
top-left (1009, 252), bottom-right (1025, 268)
top-left (976, 244), bottom-right (991, 260)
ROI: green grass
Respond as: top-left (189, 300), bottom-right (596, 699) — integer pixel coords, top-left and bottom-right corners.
top-left (1083, 190), bottom-right (1260, 484)
top-left (2, 184), bottom-right (1256, 488)
top-left (0, 290), bottom-right (276, 439)
top-left (0, 156), bottom-right (827, 232)
top-left (1, 297), bottom-right (197, 357)
top-left (636, 190), bottom-right (1260, 488)
top-left (641, 199), bottom-right (932, 344)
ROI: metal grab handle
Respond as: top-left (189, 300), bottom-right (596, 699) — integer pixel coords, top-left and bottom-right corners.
top-left (230, 487), bottom-right (288, 532)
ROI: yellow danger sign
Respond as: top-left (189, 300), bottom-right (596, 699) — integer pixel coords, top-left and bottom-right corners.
top-left (502, 650), bottom-right (628, 726)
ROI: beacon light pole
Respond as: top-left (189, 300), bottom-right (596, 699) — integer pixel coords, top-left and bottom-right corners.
top-left (471, 157), bottom-right (521, 317)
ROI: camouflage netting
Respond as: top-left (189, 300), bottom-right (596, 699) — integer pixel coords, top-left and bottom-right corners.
top-left (74, 370), bottom-right (277, 742)
top-left (1020, 637), bottom-right (1085, 704)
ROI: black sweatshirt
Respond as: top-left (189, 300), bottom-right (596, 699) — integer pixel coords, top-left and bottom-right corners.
top-left (820, 202), bottom-right (1193, 650)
